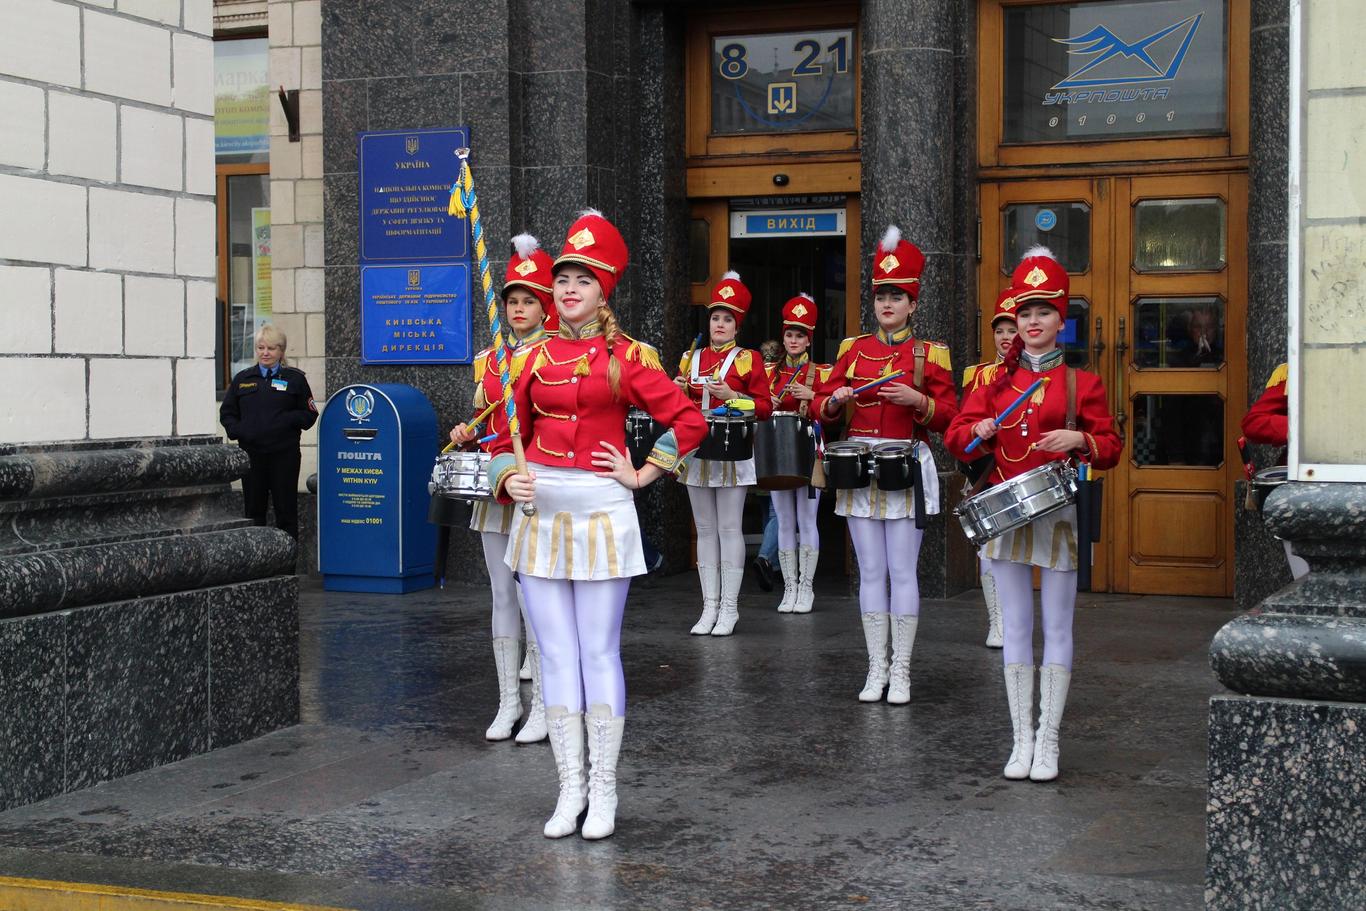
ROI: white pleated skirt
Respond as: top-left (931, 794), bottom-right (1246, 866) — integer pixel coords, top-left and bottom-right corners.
top-left (504, 466), bottom-right (645, 580)
top-left (834, 437), bottom-right (940, 520)
top-left (984, 504), bottom-right (1078, 572)
top-left (679, 454), bottom-right (756, 488)
top-left (470, 499), bottom-right (513, 535)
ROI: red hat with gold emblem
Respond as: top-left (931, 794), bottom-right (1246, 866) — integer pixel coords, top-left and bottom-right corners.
top-left (991, 286), bottom-right (1018, 326)
top-left (871, 225), bottom-right (926, 299)
top-left (503, 233), bottom-right (558, 330)
top-left (709, 271), bottom-right (752, 325)
top-left (1010, 246), bottom-right (1068, 312)
top-left (781, 292), bottom-right (818, 335)
top-left (552, 209), bottom-right (629, 300)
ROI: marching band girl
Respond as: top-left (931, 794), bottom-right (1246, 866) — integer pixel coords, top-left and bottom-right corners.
top-left (959, 289), bottom-right (1019, 648)
top-left (447, 235), bottom-right (554, 744)
top-left (1241, 363), bottom-right (1308, 579)
top-left (945, 247), bottom-right (1121, 782)
top-left (490, 211), bottom-right (707, 839)
top-left (673, 273), bottom-right (773, 637)
top-left (812, 227), bottom-right (958, 704)
top-left (768, 293), bottom-right (830, 614)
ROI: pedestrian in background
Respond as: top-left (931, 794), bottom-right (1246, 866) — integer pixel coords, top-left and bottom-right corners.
top-left (219, 324), bottom-right (318, 539)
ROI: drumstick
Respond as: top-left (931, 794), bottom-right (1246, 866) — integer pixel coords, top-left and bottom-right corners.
top-left (681, 332), bottom-right (704, 374)
top-left (439, 399), bottom-right (502, 454)
top-left (965, 377), bottom-right (1047, 454)
top-left (774, 360), bottom-right (805, 401)
top-left (850, 370), bottom-right (906, 396)
top-left (478, 432), bottom-right (497, 445)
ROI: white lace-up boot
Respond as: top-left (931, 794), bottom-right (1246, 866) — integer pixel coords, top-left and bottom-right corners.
top-left (690, 563), bottom-right (720, 635)
top-left (514, 639), bottom-right (547, 744)
top-left (1030, 664), bottom-right (1071, 782)
top-left (1003, 663), bottom-right (1035, 780)
top-left (858, 613), bottom-right (890, 702)
top-left (982, 571), bottom-right (1003, 648)
top-left (485, 637), bottom-right (522, 741)
top-left (711, 563), bottom-right (744, 636)
top-left (776, 549), bottom-right (799, 612)
top-left (886, 615), bottom-right (918, 704)
top-left (794, 545), bottom-right (818, 614)
top-left (581, 703), bottom-right (625, 840)
top-left (542, 706), bottom-right (587, 838)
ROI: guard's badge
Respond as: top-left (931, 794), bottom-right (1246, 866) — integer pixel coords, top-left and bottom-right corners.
top-left (1023, 266), bottom-right (1049, 288)
top-left (569, 228), bottom-right (595, 250)
top-left (514, 258), bottom-right (537, 276)
top-left (718, 286), bottom-right (735, 300)
top-left (879, 254), bottom-right (900, 273)
top-left (791, 302), bottom-right (808, 318)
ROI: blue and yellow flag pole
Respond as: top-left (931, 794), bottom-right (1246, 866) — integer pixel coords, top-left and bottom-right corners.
top-left (449, 147), bottom-right (535, 516)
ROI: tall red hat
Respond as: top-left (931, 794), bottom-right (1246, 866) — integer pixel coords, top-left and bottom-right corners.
top-left (781, 292), bottom-right (818, 335)
top-left (991, 286), bottom-right (1018, 325)
top-left (502, 233), bottom-right (558, 331)
top-left (1010, 246), bottom-right (1069, 312)
top-left (709, 271), bottom-right (752, 325)
top-left (871, 225), bottom-right (926, 299)
top-left (553, 209), bottom-right (628, 300)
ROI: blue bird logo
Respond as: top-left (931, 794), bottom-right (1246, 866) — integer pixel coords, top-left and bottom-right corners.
top-left (1052, 13), bottom-right (1204, 90)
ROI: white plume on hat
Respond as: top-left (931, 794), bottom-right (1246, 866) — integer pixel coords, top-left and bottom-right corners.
top-left (510, 233), bottom-right (540, 260)
top-left (721, 270), bottom-right (741, 281)
top-left (1022, 244), bottom-right (1058, 263)
top-left (798, 291), bottom-right (813, 301)
top-left (880, 225), bottom-right (902, 253)
top-left (580, 207), bottom-right (605, 218)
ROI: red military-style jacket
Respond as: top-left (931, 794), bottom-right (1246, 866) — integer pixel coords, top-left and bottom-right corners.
top-left (811, 328), bottom-right (958, 442)
top-left (945, 352), bottom-right (1122, 484)
top-left (489, 321), bottom-right (707, 501)
top-left (769, 355), bottom-right (832, 414)
top-left (675, 341), bottom-right (774, 420)
top-left (1241, 363), bottom-right (1288, 449)
top-left (470, 328), bottom-right (549, 452)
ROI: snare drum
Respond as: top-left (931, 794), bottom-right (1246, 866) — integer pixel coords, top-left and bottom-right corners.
top-left (954, 461), bottom-right (1078, 546)
top-left (755, 411), bottom-right (814, 491)
top-left (1250, 466), bottom-right (1288, 512)
top-left (428, 450), bottom-right (492, 500)
top-left (872, 441), bottom-right (915, 492)
top-left (625, 408), bottom-right (663, 470)
top-left (696, 412), bottom-right (755, 461)
top-left (823, 441), bottom-right (872, 490)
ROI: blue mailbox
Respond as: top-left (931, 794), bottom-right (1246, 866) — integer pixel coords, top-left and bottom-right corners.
top-left (318, 383), bottom-right (438, 592)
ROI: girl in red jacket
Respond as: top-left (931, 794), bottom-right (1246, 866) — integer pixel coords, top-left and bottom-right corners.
top-left (448, 234), bottom-right (555, 745)
top-left (768, 293), bottom-right (831, 614)
top-left (492, 211), bottom-right (707, 840)
top-left (812, 226), bottom-right (959, 705)
top-left (673, 273), bottom-right (773, 637)
top-left (1241, 363), bottom-right (1307, 579)
top-left (946, 247), bottom-right (1121, 782)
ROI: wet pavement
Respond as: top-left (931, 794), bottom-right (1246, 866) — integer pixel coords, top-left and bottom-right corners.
top-left (0, 573), bottom-right (1234, 910)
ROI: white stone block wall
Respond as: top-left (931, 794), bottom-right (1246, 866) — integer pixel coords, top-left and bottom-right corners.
top-left (268, 0), bottom-right (324, 487)
top-left (0, 0), bottom-right (215, 446)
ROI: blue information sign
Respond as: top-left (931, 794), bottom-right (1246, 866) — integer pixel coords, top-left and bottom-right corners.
top-left (358, 127), bottom-right (468, 263)
top-left (361, 263), bottom-right (472, 364)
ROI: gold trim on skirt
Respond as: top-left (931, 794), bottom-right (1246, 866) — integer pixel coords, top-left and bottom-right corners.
top-left (504, 466), bottom-right (644, 580)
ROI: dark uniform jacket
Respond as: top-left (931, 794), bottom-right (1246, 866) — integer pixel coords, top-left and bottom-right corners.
top-left (220, 365), bottom-right (318, 454)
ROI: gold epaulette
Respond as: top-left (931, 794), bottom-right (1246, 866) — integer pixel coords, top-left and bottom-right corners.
top-left (1267, 362), bottom-right (1288, 389)
top-left (735, 349), bottom-right (754, 374)
top-left (962, 364), bottom-right (979, 388)
top-left (473, 348), bottom-right (491, 384)
top-left (817, 364), bottom-right (834, 383)
top-left (837, 334), bottom-right (868, 361)
top-left (925, 340), bottom-right (952, 371)
top-left (624, 337), bottom-right (663, 372)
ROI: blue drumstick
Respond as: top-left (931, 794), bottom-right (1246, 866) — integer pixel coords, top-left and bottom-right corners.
top-left (850, 370), bottom-right (906, 396)
top-left (965, 377), bottom-right (1047, 454)
top-left (477, 432), bottom-right (497, 445)
top-left (775, 359), bottom-right (806, 401)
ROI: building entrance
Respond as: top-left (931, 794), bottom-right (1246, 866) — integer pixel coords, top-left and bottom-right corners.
top-left (980, 173), bottom-right (1248, 596)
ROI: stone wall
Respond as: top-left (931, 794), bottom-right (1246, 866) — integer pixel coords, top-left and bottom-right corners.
top-left (0, 0), bottom-right (217, 445)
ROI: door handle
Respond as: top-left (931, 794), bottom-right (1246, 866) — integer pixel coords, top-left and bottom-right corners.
top-left (1114, 316), bottom-right (1128, 439)
top-left (1093, 316), bottom-right (1105, 358)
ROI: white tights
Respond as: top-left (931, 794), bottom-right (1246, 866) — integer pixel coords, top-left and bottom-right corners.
top-left (773, 487), bottom-right (820, 550)
top-left (482, 530), bottom-right (531, 642)
top-left (520, 576), bottom-right (630, 716)
top-left (688, 485), bottom-right (749, 568)
top-left (992, 560), bottom-right (1077, 670)
top-left (847, 516), bottom-right (922, 616)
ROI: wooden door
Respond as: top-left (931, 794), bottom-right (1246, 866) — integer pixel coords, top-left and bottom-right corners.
top-left (980, 174), bottom-right (1246, 596)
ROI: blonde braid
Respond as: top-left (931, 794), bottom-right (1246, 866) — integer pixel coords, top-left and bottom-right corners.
top-left (597, 304), bottom-right (623, 400)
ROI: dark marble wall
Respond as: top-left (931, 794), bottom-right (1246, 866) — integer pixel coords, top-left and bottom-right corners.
top-left (1235, 0), bottom-right (1293, 611)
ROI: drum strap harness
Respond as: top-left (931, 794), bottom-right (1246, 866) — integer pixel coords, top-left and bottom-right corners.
top-left (692, 347), bottom-right (742, 411)
top-left (965, 367), bottom-right (1078, 500)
